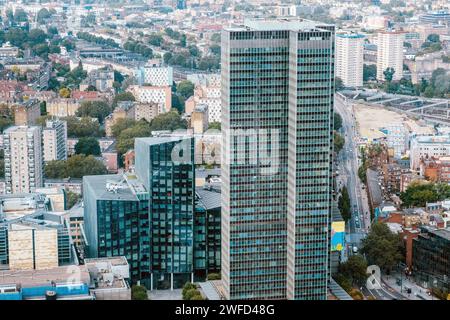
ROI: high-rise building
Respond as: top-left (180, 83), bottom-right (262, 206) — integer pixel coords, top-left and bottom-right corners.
top-left (221, 19), bottom-right (335, 300)
top-left (376, 30), bottom-right (405, 81)
top-left (83, 136), bottom-right (221, 289)
top-left (335, 33), bottom-right (364, 87)
top-left (3, 126), bottom-right (43, 194)
top-left (135, 137), bottom-right (195, 289)
top-left (136, 60), bottom-right (173, 86)
top-left (43, 119), bottom-right (68, 162)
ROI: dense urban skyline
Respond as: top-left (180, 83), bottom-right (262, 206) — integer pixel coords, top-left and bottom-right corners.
top-left (0, 0), bottom-right (447, 303)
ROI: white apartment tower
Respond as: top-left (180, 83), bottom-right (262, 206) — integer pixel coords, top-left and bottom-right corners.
top-left (3, 126), bottom-right (43, 194)
top-left (335, 33), bottom-right (364, 87)
top-left (137, 59), bottom-right (173, 86)
top-left (376, 30), bottom-right (405, 81)
top-left (43, 119), bottom-right (68, 162)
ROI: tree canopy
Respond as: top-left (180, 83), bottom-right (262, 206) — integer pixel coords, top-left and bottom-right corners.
top-left (360, 222), bottom-right (403, 273)
top-left (176, 80), bottom-right (195, 100)
top-left (400, 181), bottom-right (450, 207)
top-left (75, 137), bottom-right (101, 156)
top-left (76, 101), bottom-right (112, 124)
top-left (338, 186), bottom-right (351, 222)
top-left (64, 116), bottom-right (103, 138)
top-left (338, 255), bottom-right (368, 287)
top-left (44, 154), bottom-right (107, 179)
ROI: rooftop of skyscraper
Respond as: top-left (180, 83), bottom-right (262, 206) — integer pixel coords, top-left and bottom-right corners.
top-left (83, 174), bottom-right (141, 201)
top-left (135, 136), bottom-right (190, 146)
top-left (228, 18), bottom-right (332, 32)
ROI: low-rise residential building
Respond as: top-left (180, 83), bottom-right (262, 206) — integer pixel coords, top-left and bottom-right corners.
top-left (410, 135), bottom-right (450, 171)
top-left (13, 99), bottom-right (41, 126)
top-left (104, 101), bottom-right (135, 137)
top-left (127, 85), bottom-right (172, 113)
top-left (79, 65), bottom-right (115, 92)
top-left (46, 98), bottom-right (81, 117)
top-left (134, 102), bottom-right (160, 123)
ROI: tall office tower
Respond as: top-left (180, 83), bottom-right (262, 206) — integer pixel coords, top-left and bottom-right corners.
top-left (43, 119), bottom-right (68, 162)
top-left (135, 137), bottom-right (195, 289)
top-left (376, 30), bottom-right (405, 81)
top-left (221, 19), bottom-right (335, 300)
top-left (3, 126), bottom-right (43, 194)
top-left (335, 33), bottom-right (365, 87)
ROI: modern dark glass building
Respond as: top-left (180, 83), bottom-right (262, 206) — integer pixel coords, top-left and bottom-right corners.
top-left (83, 173), bottom-right (151, 283)
top-left (221, 19), bottom-right (335, 300)
top-left (194, 186), bottom-right (221, 281)
top-left (135, 136), bottom-right (195, 289)
top-left (412, 227), bottom-right (450, 291)
top-left (84, 136), bottom-right (221, 290)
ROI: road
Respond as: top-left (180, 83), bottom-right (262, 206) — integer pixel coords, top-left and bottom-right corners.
top-left (335, 94), bottom-right (410, 300)
top-left (335, 94), bottom-right (371, 247)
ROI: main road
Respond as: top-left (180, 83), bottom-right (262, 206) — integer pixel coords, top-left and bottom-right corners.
top-left (334, 94), bottom-right (371, 248)
top-left (334, 94), bottom-right (410, 300)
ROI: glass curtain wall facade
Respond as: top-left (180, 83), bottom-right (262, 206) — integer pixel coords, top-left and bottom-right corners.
top-left (135, 137), bottom-right (195, 290)
top-left (221, 19), bottom-right (335, 300)
top-left (194, 197), bottom-right (221, 281)
top-left (412, 228), bottom-right (450, 291)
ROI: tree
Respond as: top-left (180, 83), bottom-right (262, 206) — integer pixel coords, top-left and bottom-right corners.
top-left (131, 285), bottom-right (148, 300)
top-left (163, 52), bottom-right (173, 65)
top-left (44, 155), bottom-right (107, 179)
top-left (339, 255), bottom-right (368, 286)
top-left (363, 64), bottom-right (377, 81)
top-left (335, 77), bottom-right (344, 91)
top-left (400, 181), bottom-right (450, 207)
top-left (5, 28), bottom-right (28, 47)
top-left (334, 273), bottom-right (352, 293)
top-left (207, 273), bottom-right (221, 280)
top-left (0, 104), bottom-right (14, 132)
top-left (75, 137), bottom-right (101, 156)
top-left (66, 190), bottom-right (80, 209)
top-left (183, 288), bottom-right (199, 300)
top-left (208, 122), bottom-right (221, 131)
top-left (383, 67), bottom-right (395, 83)
top-left (182, 283), bottom-right (197, 300)
top-left (111, 118), bottom-right (138, 138)
top-left (64, 116), bottom-right (103, 138)
top-left (76, 101), bottom-right (111, 123)
top-left (360, 222), bottom-right (403, 273)
top-left (210, 44), bottom-right (220, 56)
top-left (334, 132), bottom-right (345, 153)
top-left (338, 186), bottom-right (351, 222)
top-left (148, 34), bottom-right (163, 47)
top-left (59, 87), bottom-right (71, 98)
top-left (150, 111), bottom-right (187, 132)
top-left (113, 92), bottom-right (135, 108)
top-left (28, 29), bottom-right (47, 46)
top-left (116, 120), bottom-right (152, 154)
top-left (334, 112), bottom-right (342, 131)
top-left (176, 80), bottom-right (195, 99)
top-left (427, 34), bottom-right (440, 43)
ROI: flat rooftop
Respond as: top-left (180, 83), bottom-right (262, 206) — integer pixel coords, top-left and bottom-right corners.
top-left (0, 265), bottom-right (90, 288)
top-left (83, 174), bottom-right (139, 201)
top-left (227, 18), bottom-right (332, 32)
top-left (135, 136), bottom-right (190, 146)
